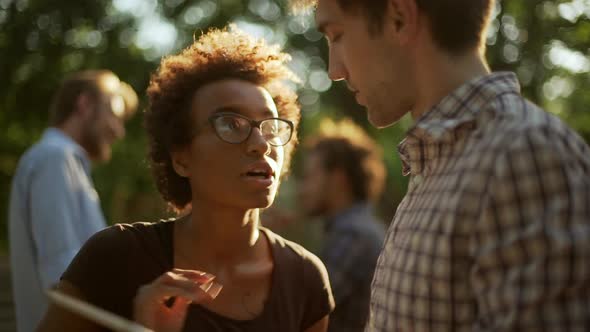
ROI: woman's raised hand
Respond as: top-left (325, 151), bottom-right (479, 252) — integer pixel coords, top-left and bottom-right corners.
top-left (133, 268), bottom-right (222, 332)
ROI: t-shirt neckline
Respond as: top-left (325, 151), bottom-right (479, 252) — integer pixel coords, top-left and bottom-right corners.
top-left (161, 220), bottom-right (279, 325)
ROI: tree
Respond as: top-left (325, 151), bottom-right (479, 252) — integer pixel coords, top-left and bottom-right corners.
top-left (1, 0), bottom-right (588, 250)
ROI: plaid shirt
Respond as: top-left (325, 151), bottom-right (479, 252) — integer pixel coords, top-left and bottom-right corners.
top-left (321, 203), bottom-right (386, 332)
top-left (368, 72), bottom-right (590, 331)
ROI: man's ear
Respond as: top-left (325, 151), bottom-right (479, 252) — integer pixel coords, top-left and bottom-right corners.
top-left (74, 93), bottom-right (95, 119)
top-left (386, 0), bottom-right (419, 44)
top-left (170, 148), bottom-right (190, 178)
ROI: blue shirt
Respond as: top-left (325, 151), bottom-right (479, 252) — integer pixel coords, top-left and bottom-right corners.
top-left (321, 203), bottom-right (386, 332)
top-left (8, 128), bottom-right (107, 332)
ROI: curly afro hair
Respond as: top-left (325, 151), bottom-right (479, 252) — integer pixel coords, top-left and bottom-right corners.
top-left (145, 26), bottom-right (301, 212)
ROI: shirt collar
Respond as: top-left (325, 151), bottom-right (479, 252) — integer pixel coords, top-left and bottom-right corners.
top-left (398, 72), bottom-right (520, 176)
top-left (42, 127), bottom-right (91, 171)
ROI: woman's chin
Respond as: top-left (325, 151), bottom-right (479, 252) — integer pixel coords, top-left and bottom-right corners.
top-left (255, 197), bottom-right (275, 209)
top-left (231, 195), bottom-right (275, 211)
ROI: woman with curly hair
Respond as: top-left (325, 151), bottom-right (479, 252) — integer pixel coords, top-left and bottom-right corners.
top-left (38, 27), bottom-right (334, 332)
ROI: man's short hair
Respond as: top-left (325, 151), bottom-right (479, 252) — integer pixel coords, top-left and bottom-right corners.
top-left (305, 118), bottom-right (386, 203)
top-left (291, 0), bottom-right (495, 55)
top-left (49, 70), bottom-right (138, 126)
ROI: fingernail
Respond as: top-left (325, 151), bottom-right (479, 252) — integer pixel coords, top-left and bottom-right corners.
top-left (203, 273), bottom-right (216, 282)
top-left (207, 282), bottom-right (223, 299)
top-left (199, 281), bottom-right (213, 293)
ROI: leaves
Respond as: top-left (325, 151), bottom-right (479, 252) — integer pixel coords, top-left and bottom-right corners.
top-left (1, 0), bottom-right (589, 250)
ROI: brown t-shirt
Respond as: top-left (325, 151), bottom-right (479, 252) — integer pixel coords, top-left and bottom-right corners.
top-left (62, 220), bottom-right (334, 331)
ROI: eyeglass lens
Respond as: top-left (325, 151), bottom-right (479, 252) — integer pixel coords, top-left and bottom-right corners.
top-left (212, 115), bottom-right (291, 145)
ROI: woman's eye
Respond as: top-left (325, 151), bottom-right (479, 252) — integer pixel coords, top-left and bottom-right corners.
top-left (268, 124), bottom-right (278, 134)
top-left (227, 120), bottom-right (240, 130)
top-left (223, 118), bottom-right (243, 130)
top-left (217, 118), bottom-right (242, 133)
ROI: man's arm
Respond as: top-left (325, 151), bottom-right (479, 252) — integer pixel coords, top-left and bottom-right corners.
top-left (29, 151), bottom-right (86, 289)
top-left (471, 130), bottom-right (590, 330)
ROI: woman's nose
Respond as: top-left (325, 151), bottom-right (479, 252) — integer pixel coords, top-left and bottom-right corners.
top-left (246, 127), bottom-right (271, 156)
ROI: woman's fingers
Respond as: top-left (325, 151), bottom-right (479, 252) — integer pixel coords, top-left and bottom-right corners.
top-left (171, 269), bottom-right (215, 283)
top-left (199, 280), bottom-right (223, 299)
top-left (168, 295), bottom-right (191, 314)
top-left (138, 271), bottom-right (217, 303)
top-left (133, 270), bottom-right (223, 331)
top-left (136, 283), bottom-right (209, 304)
top-left (171, 269), bottom-right (223, 299)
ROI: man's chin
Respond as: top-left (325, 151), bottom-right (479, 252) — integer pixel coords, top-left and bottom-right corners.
top-left (367, 108), bottom-right (404, 129)
top-left (90, 148), bottom-right (112, 163)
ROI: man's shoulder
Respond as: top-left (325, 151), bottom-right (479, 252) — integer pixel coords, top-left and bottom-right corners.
top-left (18, 138), bottom-right (79, 170)
top-left (322, 219), bottom-right (385, 266)
top-left (12, 143), bottom-right (70, 187)
top-left (330, 214), bottom-right (386, 242)
top-left (460, 98), bottom-right (590, 187)
top-left (477, 97), bottom-right (588, 156)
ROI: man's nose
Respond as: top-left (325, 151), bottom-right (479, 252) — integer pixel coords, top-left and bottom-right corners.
top-left (327, 47), bottom-right (346, 81)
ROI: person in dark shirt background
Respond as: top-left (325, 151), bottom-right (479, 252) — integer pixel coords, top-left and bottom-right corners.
top-left (299, 118), bottom-right (386, 332)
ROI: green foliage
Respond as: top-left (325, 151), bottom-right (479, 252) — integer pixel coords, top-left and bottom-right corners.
top-left (1, 0), bottom-right (589, 251)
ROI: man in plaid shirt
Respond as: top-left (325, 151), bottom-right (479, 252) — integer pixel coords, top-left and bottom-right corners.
top-left (292, 0), bottom-right (590, 330)
top-left (299, 119), bottom-right (387, 332)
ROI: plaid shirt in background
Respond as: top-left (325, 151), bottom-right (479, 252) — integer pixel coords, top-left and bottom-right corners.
top-left (321, 203), bottom-right (386, 332)
top-left (367, 72), bottom-right (590, 331)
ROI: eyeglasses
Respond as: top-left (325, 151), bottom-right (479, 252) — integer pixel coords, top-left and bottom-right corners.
top-left (208, 112), bottom-right (294, 146)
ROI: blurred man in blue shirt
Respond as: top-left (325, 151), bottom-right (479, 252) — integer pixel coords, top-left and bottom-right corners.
top-left (8, 70), bottom-right (137, 332)
top-left (299, 118), bottom-right (387, 332)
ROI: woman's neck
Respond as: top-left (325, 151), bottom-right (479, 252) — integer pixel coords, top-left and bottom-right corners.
top-left (174, 204), bottom-right (263, 269)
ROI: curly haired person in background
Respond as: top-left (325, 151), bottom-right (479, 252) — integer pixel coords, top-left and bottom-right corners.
top-left (299, 118), bottom-right (387, 332)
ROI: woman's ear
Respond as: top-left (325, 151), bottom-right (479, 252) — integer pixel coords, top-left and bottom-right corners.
top-left (170, 148), bottom-right (190, 178)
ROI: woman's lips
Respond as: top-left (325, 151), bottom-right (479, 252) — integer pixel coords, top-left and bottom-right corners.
top-left (241, 174), bottom-right (274, 189)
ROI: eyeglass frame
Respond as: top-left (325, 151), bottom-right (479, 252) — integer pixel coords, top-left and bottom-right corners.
top-left (204, 112), bottom-right (295, 147)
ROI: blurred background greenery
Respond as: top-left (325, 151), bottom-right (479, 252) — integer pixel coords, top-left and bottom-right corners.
top-left (1, 0), bottom-right (589, 253)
